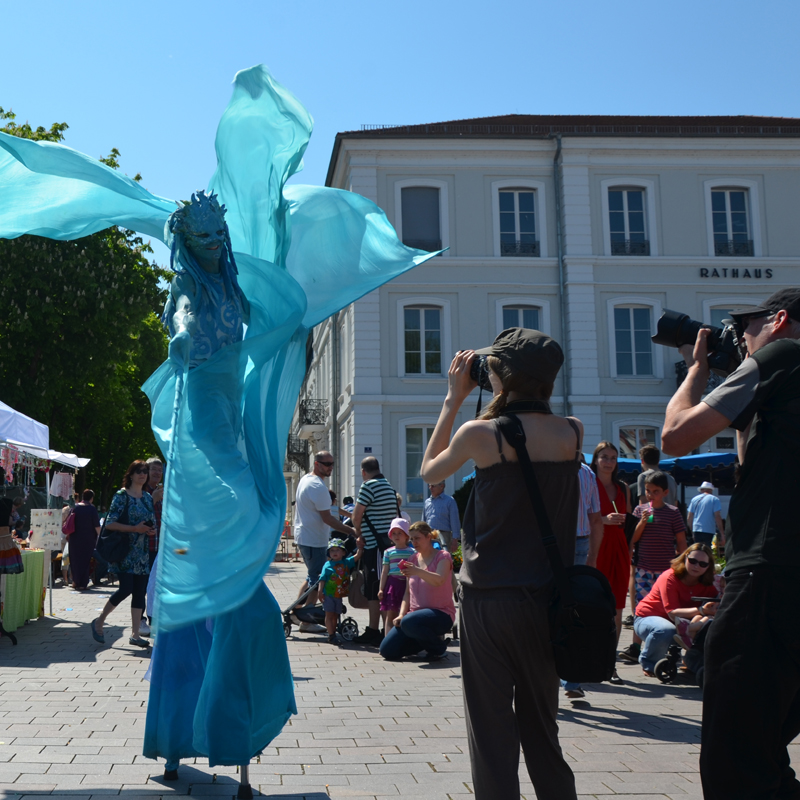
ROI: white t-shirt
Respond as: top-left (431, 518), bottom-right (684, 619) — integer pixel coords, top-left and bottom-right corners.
top-left (294, 473), bottom-right (332, 548)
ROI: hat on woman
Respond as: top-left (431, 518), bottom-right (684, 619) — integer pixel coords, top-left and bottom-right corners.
top-left (475, 327), bottom-right (563, 383)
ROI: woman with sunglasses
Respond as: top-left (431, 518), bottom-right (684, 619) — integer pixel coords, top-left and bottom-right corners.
top-left (632, 543), bottom-right (718, 676)
top-left (91, 461), bottom-right (156, 648)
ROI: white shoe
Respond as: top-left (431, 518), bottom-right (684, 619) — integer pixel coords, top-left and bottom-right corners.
top-left (298, 622), bottom-right (326, 633)
top-left (139, 621), bottom-right (151, 637)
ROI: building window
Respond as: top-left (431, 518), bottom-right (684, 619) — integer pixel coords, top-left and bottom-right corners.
top-left (614, 306), bottom-right (653, 376)
top-left (716, 435), bottom-right (735, 450)
top-left (619, 426), bottom-right (658, 458)
top-left (400, 187), bottom-right (441, 252)
top-left (608, 188), bottom-right (649, 255)
top-left (712, 189), bottom-right (753, 256)
top-left (709, 307), bottom-right (733, 329)
top-left (503, 305), bottom-right (540, 331)
top-left (404, 306), bottom-right (441, 375)
top-left (499, 190), bottom-right (539, 256)
top-left (406, 426), bottom-right (435, 504)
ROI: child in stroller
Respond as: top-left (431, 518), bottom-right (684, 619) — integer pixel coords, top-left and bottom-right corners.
top-left (281, 538), bottom-right (363, 644)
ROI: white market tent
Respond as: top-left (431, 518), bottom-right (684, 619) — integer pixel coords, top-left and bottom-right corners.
top-left (0, 400), bottom-right (49, 450)
top-left (0, 400), bottom-right (90, 471)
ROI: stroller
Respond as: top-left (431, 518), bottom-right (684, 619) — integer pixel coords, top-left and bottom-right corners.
top-left (281, 582), bottom-right (360, 642)
top-left (654, 610), bottom-right (712, 686)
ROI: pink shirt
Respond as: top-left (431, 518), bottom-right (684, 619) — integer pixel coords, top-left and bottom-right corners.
top-left (408, 549), bottom-right (456, 622)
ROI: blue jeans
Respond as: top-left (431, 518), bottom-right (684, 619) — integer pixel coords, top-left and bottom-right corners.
top-left (298, 544), bottom-right (327, 587)
top-left (573, 536), bottom-right (590, 566)
top-left (562, 537), bottom-right (591, 691)
top-left (379, 609), bottom-right (453, 660)
top-left (633, 615), bottom-right (677, 671)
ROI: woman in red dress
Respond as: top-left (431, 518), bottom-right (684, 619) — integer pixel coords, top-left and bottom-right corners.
top-left (591, 441), bottom-right (631, 681)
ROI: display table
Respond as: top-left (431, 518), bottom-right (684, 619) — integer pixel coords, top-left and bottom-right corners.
top-left (2, 549), bottom-right (46, 632)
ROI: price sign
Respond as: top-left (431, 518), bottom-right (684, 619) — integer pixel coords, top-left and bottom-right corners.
top-left (29, 509), bottom-right (63, 551)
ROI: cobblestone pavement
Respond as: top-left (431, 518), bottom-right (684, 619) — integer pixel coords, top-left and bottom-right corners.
top-left (1, 559), bottom-right (796, 799)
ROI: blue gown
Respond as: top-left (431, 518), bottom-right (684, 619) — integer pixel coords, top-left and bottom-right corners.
top-left (0, 65), bottom-right (436, 766)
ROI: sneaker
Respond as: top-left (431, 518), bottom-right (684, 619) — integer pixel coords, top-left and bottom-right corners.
top-left (139, 621), bottom-right (151, 637)
top-left (618, 644), bottom-right (641, 664)
top-left (327, 633), bottom-right (338, 645)
top-left (129, 636), bottom-right (150, 648)
top-left (352, 626), bottom-right (383, 646)
top-left (565, 688), bottom-right (585, 699)
top-left (623, 614), bottom-right (634, 628)
top-left (298, 622), bottom-right (326, 633)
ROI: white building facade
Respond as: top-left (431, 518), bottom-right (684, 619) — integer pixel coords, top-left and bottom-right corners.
top-left (286, 115), bottom-right (800, 520)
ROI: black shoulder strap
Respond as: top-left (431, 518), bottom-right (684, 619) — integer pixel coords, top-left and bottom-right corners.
top-left (565, 417), bottom-right (582, 461)
top-left (496, 413), bottom-right (576, 607)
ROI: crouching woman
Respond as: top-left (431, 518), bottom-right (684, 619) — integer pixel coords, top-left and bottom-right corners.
top-left (378, 521), bottom-right (455, 661)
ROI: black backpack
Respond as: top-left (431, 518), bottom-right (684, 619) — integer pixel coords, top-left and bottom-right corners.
top-left (497, 414), bottom-right (617, 684)
top-left (96, 492), bottom-right (132, 564)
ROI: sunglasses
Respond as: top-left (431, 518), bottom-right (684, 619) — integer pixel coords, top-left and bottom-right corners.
top-left (134, 468), bottom-right (149, 474)
top-left (687, 556), bottom-right (710, 568)
top-left (316, 460), bottom-right (334, 467)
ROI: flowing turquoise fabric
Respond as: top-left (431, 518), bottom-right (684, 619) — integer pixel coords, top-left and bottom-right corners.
top-left (0, 65), bottom-right (435, 766)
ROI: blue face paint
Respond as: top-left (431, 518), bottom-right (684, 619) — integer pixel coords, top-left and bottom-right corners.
top-left (170, 191), bottom-right (229, 272)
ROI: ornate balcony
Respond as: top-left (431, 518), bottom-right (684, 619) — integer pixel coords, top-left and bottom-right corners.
top-left (675, 361), bottom-right (724, 394)
top-left (611, 239), bottom-right (651, 256)
top-left (297, 399), bottom-right (328, 441)
top-left (714, 239), bottom-right (754, 257)
top-left (500, 239), bottom-right (540, 257)
top-left (285, 434), bottom-right (309, 473)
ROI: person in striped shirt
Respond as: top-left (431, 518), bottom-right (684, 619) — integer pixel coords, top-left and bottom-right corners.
top-left (351, 457), bottom-right (399, 646)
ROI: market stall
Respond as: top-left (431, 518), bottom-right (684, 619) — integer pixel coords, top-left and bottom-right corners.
top-left (1, 401), bottom-right (89, 638)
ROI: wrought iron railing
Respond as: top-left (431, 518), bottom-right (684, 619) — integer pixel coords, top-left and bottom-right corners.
top-left (500, 240), bottom-right (540, 257)
top-left (714, 239), bottom-right (754, 257)
top-left (675, 361), bottom-right (724, 394)
top-left (299, 399), bottom-right (327, 426)
top-left (403, 238), bottom-right (442, 252)
top-left (611, 239), bottom-right (650, 256)
top-left (285, 434), bottom-right (309, 472)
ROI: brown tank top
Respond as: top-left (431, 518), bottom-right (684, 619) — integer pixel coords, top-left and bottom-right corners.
top-left (459, 417), bottom-right (581, 590)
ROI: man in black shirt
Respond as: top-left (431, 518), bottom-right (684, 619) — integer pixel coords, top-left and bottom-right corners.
top-left (662, 288), bottom-right (800, 800)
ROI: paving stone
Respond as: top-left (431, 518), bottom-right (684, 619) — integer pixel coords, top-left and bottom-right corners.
top-left (5, 559), bottom-right (796, 798)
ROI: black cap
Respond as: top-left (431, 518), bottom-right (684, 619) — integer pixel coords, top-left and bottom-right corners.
top-left (474, 328), bottom-right (563, 384)
top-left (728, 288), bottom-right (800, 323)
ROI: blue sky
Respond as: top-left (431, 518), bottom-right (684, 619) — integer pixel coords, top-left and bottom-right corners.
top-left (3, 0), bottom-right (799, 265)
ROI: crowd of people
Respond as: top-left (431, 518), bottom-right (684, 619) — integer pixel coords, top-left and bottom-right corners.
top-left (290, 288), bottom-right (800, 800)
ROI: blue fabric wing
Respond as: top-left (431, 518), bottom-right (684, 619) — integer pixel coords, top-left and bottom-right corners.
top-left (0, 132), bottom-right (175, 241)
top-left (284, 184), bottom-right (437, 328)
top-left (208, 64), bottom-right (312, 265)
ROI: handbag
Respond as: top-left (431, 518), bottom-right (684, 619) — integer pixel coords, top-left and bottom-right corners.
top-left (62, 507), bottom-right (76, 537)
top-left (348, 565), bottom-right (370, 609)
top-left (497, 414), bottom-right (617, 684)
top-left (96, 493), bottom-right (132, 564)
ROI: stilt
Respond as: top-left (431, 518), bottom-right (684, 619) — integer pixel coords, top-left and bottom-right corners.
top-left (0, 622), bottom-right (17, 645)
top-left (237, 762), bottom-right (253, 799)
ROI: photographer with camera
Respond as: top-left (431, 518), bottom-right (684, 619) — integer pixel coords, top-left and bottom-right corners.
top-left (420, 328), bottom-right (580, 800)
top-left (660, 289), bottom-right (800, 800)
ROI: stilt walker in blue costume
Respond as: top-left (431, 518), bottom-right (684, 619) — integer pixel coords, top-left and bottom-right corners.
top-left (0, 65), bottom-right (436, 793)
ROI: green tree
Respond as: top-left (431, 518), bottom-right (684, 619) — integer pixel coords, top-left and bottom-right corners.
top-left (0, 108), bottom-right (170, 506)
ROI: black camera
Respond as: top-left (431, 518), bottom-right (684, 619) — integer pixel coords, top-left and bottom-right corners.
top-left (651, 309), bottom-right (746, 377)
top-left (469, 354), bottom-right (492, 390)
